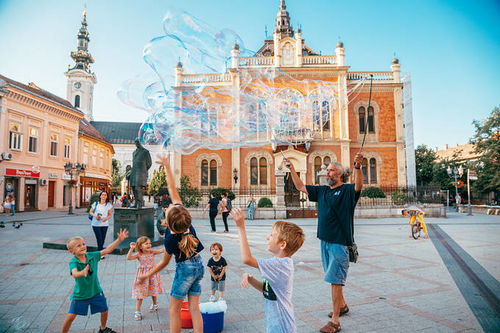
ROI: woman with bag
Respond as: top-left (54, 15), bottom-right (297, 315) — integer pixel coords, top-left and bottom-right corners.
top-left (247, 196), bottom-right (256, 220)
top-left (89, 191), bottom-right (114, 257)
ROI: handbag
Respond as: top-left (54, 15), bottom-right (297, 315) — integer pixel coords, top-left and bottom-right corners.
top-left (87, 202), bottom-right (97, 221)
top-left (348, 216), bottom-right (359, 263)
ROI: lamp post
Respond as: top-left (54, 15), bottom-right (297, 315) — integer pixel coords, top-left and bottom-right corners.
top-left (233, 168), bottom-right (239, 184)
top-left (64, 162), bottom-right (86, 215)
top-left (447, 165), bottom-right (463, 212)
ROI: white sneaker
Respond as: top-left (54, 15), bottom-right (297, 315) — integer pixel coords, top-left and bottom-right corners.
top-left (149, 304), bottom-right (159, 312)
top-left (209, 295), bottom-right (216, 302)
top-left (218, 297), bottom-right (225, 302)
top-left (134, 311), bottom-right (142, 320)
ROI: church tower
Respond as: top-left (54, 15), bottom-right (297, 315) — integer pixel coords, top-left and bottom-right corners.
top-left (65, 9), bottom-right (97, 120)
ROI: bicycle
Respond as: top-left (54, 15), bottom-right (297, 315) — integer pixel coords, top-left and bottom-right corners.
top-left (411, 219), bottom-right (422, 239)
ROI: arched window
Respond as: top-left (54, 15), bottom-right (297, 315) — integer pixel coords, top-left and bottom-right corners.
top-left (74, 95), bottom-right (80, 108)
top-left (314, 156), bottom-right (322, 184)
top-left (312, 101), bottom-right (320, 131)
top-left (358, 107), bottom-right (366, 133)
top-left (367, 106), bottom-right (375, 133)
top-left (209, 160), bottom-right (217, 186)
top-left (259, 157), bottom-right (268, 185)
top-left (9, 124), bottom-right (22, 150)
top-left (369, 158), bottom-right (377, 184)
top-left (361, 158), bottom-right (368, 184)
top-left (250, 157), bottom-right (258, 185)
top-left (201, 160), bottom-right (209, 186)
top-left (322, 101), bottom-right (330, 131)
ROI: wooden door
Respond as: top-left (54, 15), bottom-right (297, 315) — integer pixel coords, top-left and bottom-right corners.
top-left (48, 181), bottom-right (55, 207)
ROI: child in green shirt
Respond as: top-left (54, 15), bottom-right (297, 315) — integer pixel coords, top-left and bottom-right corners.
top-left (61, 228), bottom-right (128, 333)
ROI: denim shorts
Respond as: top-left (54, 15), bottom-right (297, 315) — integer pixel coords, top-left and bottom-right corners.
top-left (211, 280), bottom-right (225, 291)
top-left (68, 292), bottom-right (108, 315)
top-left (321, 241), bottom-right (349, 285)
top-left (170, 255), bottom-right (204, 300)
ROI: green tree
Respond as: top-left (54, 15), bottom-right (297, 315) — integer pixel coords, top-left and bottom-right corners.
top-left (148, 166), bottom-right (167, 196)
top-left (178, 175), bottom-right (202, 207)
top-left (470, 107), bottom-right (500, 194)
top-left (415, 145), bottom-right (437, 186)
top-left (111, 159), bottom-right (123, 188)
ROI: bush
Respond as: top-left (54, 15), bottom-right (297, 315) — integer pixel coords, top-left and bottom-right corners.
top-left (257, 197), bottom-right (273, 208)
top-left (210, 188), bottom-right (235, 200)
top-left (178, 175), bottom-right (202, 208)
top-left (360, 186), bottom-right (386, 198)
top-left (391, 190), bottom-right (407, 205)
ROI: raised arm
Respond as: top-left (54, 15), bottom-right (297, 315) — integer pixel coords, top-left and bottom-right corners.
top-left (101, 228), bottom-right (129, 256)
top-left (230, 208), bottom-right (259, 268)
top-left (283, 158), bottom-right (307, 194)
top-left (71, 265), bottom-right (90, 278)
top-left (156, 154), bottom-right (182, 205)
top-left (126, 242), bottom-right (139, 260)
top-left (353, 153), bottom-right (364, 193)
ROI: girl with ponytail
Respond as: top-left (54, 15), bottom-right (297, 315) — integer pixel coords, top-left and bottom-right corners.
top-left (137, 154), bottom-right (205, 333)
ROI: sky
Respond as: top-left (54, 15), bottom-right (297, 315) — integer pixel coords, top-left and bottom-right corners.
top-left (0, 0), bottom-right (499, 150)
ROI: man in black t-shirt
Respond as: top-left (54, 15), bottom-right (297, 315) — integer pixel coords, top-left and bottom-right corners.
top-left (284, 153), bottom-right (363, 333)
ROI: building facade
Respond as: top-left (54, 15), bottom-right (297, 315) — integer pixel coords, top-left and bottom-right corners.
top-left (167, 0), bottom-right (415, 205)
top-left (0, 76), bottom-right (83, 211)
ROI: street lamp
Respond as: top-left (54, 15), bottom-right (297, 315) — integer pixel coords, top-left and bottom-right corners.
top-left (233, 168), bottom-right (239, 184)
top-left (447, 165), bottom-right (463, 212)
top-left (64, 162), bottom-right (86, 215)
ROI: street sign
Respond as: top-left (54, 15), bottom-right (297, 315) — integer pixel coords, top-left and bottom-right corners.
top-left (469, 170), bottom-right (478, 180)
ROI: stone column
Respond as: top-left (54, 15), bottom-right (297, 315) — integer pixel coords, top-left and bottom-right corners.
top-left (275, 165), bottom-right (286, 219)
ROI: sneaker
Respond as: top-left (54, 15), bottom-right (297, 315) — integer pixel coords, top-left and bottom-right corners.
top-left (98, 328), bottom-right (117, 333)
top-left (134, 311), bottom-right (142, 320)
top-left (149, 303), bottom-right (159, 312)
top-left (101, 256), bottom-right (106, 260)
top-left (209, 295), bottom-right (216, 302)
top-left (218, 297), bottom-right (225, 302)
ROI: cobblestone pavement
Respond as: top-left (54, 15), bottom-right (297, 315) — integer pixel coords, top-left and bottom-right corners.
top-left (0, 210), bottom-right (498, 332)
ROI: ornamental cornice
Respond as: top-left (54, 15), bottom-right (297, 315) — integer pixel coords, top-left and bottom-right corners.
top-left (243, 151), bottom-right (274, 165)
top-left (7, 90), bottom-right (83, 122)
top-left (195, 153), bottom-right (223, 167)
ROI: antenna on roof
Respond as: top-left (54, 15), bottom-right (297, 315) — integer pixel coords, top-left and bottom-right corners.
top-left (265, 25), bottom-right (268, 38)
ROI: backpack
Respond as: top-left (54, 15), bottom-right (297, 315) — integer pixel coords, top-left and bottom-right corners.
top-left (226, 198), bottom-right (232, 211)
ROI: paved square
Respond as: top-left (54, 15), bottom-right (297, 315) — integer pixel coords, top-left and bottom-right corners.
top-left (0, 210), bottom-right (498, 332)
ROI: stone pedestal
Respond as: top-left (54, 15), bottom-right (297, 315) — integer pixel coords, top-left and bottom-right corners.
top-left (114, 207), bottom-right (154, 239)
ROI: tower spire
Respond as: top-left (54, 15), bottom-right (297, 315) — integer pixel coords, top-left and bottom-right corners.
top-left (69, 9), bottom-right (94, 72)
top-left (275, 0), bottom-right (293, 38)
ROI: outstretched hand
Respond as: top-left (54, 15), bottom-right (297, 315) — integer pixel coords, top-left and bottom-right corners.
top-left (82, 264), bottom-right (90, 277)
top-left (354, 153), bottom-right (363, 168)
top-left (117, 228), bottom-right (129, 241)
top-left (283, 157), bottom-right (292, 169)
top-left (156, 153), bottom-right (170, 166)
top-left (129, 242), bottom-right (136, 250)
top-left (229, 208), bottom-right (245, 228)
top-left (240, 273), bottom-right (251, 288)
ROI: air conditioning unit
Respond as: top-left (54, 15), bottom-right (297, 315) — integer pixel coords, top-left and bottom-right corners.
top-left (1, 152), bottom-right (12, 160)
top-left (40, 179), bottom-right (49, 186)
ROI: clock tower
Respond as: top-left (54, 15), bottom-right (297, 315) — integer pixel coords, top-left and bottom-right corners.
top-left (65, 9), bottom-right (97, 121)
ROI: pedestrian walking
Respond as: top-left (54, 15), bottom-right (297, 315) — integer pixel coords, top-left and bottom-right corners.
top-left (247, 196), bottom-right (256, 220)
top-left (203, 193), bottom-right (220, 232)
top-left (89, 191), bottom-right (114, 256)
top-left (220, 192), bottom-right (230, 233)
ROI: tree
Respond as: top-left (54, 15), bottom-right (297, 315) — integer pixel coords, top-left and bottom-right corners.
top-left (148, 166), bottom-right (167, 196)
top-left (470, 107), bottom-right (500, 194)
top-left (111, 159), bottom-right (123, 188)
top-left (415, 145), bottom-right (437, 186)
top-left (178, 175), bottom-right (202, 207)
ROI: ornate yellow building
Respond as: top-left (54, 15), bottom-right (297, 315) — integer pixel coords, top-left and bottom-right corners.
top-left (169, 0), bottom-right (414, 206)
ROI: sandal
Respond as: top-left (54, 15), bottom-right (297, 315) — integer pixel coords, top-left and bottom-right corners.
top-left (320, 321), bottom-right (341, 333)
top-left (327, 305), bottom-right (349, 318)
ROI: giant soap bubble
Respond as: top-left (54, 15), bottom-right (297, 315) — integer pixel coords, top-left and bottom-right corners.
top-left (119, 8), bottom-right (368, 154)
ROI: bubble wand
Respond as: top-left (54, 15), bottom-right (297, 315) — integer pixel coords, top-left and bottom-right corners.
top-left (358, 74), bottom-right (374, 154)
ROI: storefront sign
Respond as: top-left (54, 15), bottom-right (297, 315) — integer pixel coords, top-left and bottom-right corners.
top-left (62, 174), bottom-right (72, 180)
top-left (25, 179), bottom-right (38, 185)
top-left (6, 168), bottom-right (40, 178)
top-left (48, 173), bottom-right (58, 179)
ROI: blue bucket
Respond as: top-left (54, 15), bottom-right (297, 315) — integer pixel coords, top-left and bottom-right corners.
top-left (201, 311), bottom-right (224, 333)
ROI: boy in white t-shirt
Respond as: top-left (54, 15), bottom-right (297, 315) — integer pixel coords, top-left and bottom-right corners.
top-left (230, 208), bottom-right (305, 333)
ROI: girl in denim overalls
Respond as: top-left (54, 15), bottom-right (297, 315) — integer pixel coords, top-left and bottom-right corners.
top-left (137, 154), bottom-right (204, 333)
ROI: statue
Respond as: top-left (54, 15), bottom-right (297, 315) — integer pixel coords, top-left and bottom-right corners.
top-left (127, 138), bottom-right (152, 208)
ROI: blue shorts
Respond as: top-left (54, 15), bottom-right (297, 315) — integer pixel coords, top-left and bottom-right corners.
top-left (321, 241), bottom-right (349, 285)
top-left (68, 292), bottom-right (108, 315)
top-left (170, 255), bottom-right (204, 300)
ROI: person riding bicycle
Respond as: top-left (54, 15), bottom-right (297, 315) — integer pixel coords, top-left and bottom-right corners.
top-left (402, 206), bottom-right (428, 239)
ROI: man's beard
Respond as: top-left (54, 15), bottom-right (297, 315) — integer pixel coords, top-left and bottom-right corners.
top-left (328, 178), bottom-right (338, 187)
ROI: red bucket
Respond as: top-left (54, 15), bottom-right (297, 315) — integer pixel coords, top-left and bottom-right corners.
top-left (181, 301), bottom-right (193, 329)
